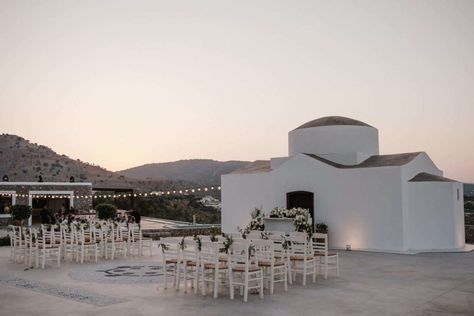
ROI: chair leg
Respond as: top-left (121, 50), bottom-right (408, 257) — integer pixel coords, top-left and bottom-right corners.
top-left (324, 257), bottom-right (328, 280)
top-left (287, 260), bottom-right (293, 285)
top-left (313, 261), bottom-right (316, 283)
top-left (243, 273), bottom-right (249, 302)
top-left (270, 268), bottom-right (274, 294)
top-left (183, 264), bottom-right (188, 294)
top-left (303, 261), bottom-right (307, 286)
top-left (194, 266), bottom-right (199, 294)
top-left (229, 270), bottom-right (234, 300)
top-left (336, 255), bottom-right (340, 277)
top-left (201, 267), bottom-right (206, 296)
top-left (213, 269), bottom-right (219, 298)
top-left (284, 265), bottom-right (288, 291)
top-left (176, 263), bottom-right (180, 290)
top-left (260, 272), bottom-right (264, 299)
top-left (163, 263), bottom-right (168, 290)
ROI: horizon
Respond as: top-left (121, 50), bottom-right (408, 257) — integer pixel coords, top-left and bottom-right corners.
top-left (1, 1), bottom-right (473, 182)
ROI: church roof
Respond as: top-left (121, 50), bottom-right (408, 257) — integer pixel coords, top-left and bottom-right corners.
top-left (230, 152), bottom-right (425, 174)
top-left (295, 116), bottom-right (373, 130)
top-left (408, 172), bottom-right (457, 182)
top-left (230, 160), bottom-right (271, 174)
top-left (304, 152), bottom-right (423, 168)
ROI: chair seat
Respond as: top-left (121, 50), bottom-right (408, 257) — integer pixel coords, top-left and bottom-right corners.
top-left (232, 265), bottom-right (261, 272)
top-left (290, 255), bottom-right (313, 261)
top-left (258, 260), bottom-right (285, 267)
top-left (37, 244), bottom-right (61, 249)
top-left (314, 252), bottom-right (338, 257)
top-left (184, 260), bottom-right (198, 267)
top-left (165, 258), bottom-right (178, 264)
top-left (204, 263), bottom-right (227, 270)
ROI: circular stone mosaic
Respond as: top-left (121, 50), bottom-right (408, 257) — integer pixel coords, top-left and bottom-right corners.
top-left (69, 261), bottom-right (171, 284)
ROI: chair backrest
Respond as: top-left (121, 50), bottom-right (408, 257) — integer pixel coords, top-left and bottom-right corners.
top-left (199, 241), bottom-right (220, 265)
top-left (129, 224), bottom-right (141, 241)
top-left (8, 225), bottom-right (21, 243)
top-left (287, 235), bottom-right (311, 256)
top-left (226, 233), bottom-right (243, 240)
top-left (41, 224), bottom-right (61, 245)
top-left (312, 233), bottom-right (328, 255)
top-left (228, 239), bottom-right (251, 269)
top-left (252, 239), bottom-right (275, 263)
top-left (181, 238), bottom-right (199, 262)
top-left (246, 231), bottom-right (262, 240)
top-left (159, 237), bottom-right (181, 262)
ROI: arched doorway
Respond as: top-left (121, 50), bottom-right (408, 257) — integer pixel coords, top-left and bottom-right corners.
top-left (286, 191), bottom-right (314, 225)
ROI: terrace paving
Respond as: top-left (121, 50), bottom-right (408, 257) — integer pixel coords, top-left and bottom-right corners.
top-left (0, 246), bottom-right (473, 316)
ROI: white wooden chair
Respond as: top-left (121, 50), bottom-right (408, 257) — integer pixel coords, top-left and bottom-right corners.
top-left (61, 224), bottom-right (76, 262)
top-left (74, 225), bottom-right (99, 263)
top-left (104, 224), bottom-right (127, 260)
top-left (129, 224), bottom-right (153, 256)
top-left (179, 238), bottom-right (200, 293)
top-left (199, 241), bottom-right (228, 298)
top-left (8, 225), bottom-right (24, 263)
top-left (228, 239), bottom-right (264, 302)
top-left (287, 235), bottom-right (315, 286)
top-left (21, 227), bottom-right (38, 267)
top-left (159, 237), bottom-right (182, 290)
top-left (36, 225), bottom-right (61, 269)
top-left (253, 239), bottom-right (287, 294)
top-left (312, 233), bottom-right (339, 279)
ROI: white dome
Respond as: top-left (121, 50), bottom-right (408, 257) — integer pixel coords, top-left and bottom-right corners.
top-left (289, 116), bottom-right (379, 164)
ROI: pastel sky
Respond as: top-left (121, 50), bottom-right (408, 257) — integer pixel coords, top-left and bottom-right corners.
top-left (0, 1), bottom-right (473, 182)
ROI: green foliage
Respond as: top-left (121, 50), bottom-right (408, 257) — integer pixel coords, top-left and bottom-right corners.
top-left (316, 222), bottom-right (328, 233)
top-left (465, 201), bottom-right (474, 212)
top-left (93, 195), bottom-right (220, 224)
top-left (11, 204), bottom-right (32, 222)
top-left (134, 195), bottom-right (220, 224)
top-left (95, 203), bottom-right (117, 220)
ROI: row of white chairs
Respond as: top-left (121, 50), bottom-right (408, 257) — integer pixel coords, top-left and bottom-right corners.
top-left (8, 222), bottom-right (153, 268)
top-left (158, 231), bottom-right (339, 302)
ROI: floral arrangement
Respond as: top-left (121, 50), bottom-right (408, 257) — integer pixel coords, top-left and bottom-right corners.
top-left (237, 208), bottom-right (265, 236)
top-left (179, 236), bottom-right (186, 250)
top-left (193, 234), bottom-right (202, 251)
top-left (157, 240), bottom-right (169, 253)
top-left (223, 234), bottom-right (234, 254)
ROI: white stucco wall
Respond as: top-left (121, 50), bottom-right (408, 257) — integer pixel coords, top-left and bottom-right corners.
top-left (406, 182), bottom-right (465, 250)
top-left (221, 172), bottom-right (274, 233)
top-left (288, 125), bottom-right (379, 157)
top-left (400, 153), bottom-right (444, 250)
top-left (222, 154), bottom-right (406, 251)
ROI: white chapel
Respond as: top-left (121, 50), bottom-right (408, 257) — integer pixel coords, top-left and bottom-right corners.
top-left (221, 116), bottom-right (465, 253)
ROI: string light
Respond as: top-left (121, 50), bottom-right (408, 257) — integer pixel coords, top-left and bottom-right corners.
top-left (0, 185), bottom-right (221, 199)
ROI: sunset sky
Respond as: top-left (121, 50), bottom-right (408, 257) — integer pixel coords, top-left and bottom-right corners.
top-left (0, 0), bottom-right (473, 182)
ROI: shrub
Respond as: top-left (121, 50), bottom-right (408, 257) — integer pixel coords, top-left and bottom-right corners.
top-left (11, 204), bottom-right (32, 225)
top-left (95, 203), bottom-right (117, 220)
top-left (0, 236), bottom-right (10, 246)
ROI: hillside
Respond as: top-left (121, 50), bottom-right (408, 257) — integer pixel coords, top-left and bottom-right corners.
top-left (0, 134), bottom-right (185, 190)
top-left (118, 159), bottom-right (250, 185)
